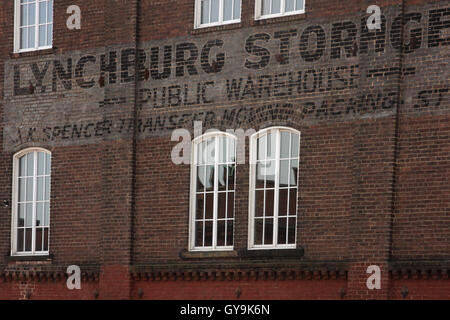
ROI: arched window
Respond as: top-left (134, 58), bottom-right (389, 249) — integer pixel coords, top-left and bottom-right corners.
top-left (190, 132), bottom-right (236, 251)
top-left (249, 127), bottom-right (300, 249)
top-left (12, 148), bottom-right (51, 255)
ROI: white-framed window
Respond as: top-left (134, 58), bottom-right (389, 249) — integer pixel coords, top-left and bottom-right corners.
top-left (14, 0), bottom-right (53, 53)
top-left (248, 127), bottom-right (300, 249)
top-left (189, 132), bottom-right (236, 251)
top-left (11, 148), bottom-right (51, 256)
top-left (195, 0), bottom-right (241, 28)
top-left (255, 0), bottom-right (305, 20)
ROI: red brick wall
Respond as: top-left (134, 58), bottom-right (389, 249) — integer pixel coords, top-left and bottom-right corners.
top-left (0, 0), bottom-right (449, 300)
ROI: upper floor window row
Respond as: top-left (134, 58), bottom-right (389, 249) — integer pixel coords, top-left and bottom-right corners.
top-left (195, 0), bottom-right (305, 28)
top-left (14, 0), bottom-right (53, 53)
top-left (13, 1), bottom-right (305, 51)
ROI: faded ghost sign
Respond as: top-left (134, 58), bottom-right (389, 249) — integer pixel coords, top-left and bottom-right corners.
top-left (3, 5), bottom-right (450, 150)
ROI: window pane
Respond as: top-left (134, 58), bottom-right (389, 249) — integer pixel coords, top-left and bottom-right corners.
top-left (36, 202), bottom-right (43, 226)
top-left (45, 153), bottom-right (51, 175)
top-left (271, 0), bottom-right (281, 14)
top-left (291, 133), bottom-right (299, 157)
top-left (45, 177), bottom-right (50, 200)
top-left (37, 152), bottom-right (45, 175)
top-left (205, 138), bottom-right (215, 164)
top-left (37, 177), bottom-right (44, 201)
top-left (39, 25), bottom-right (46, 47)
top-left (255, 190), bottom-right (264, 217)
top-left (285, 0), bottom-right (295, 12)
top-left (39, 1), bottom-right (46, 24)
top-left (19, 156), bottom-right (27, 176)
top-left (278, 189), bottom-right (288, 215)
top-left (256, 162), bottom-right (265, 188)
top-left (28, 3), bottom-right (36, 25)
top-left (227, 138), bottom-right (235, 163)
top-left (35, 228), bottom-right (43, 251)
top-left (218, 192), bottom-right (226, 219)
top-left (219, 136), bottom-right (227, 163)
top-left (267, 133), bottom-right (275, 159)
top-left (28, 26), bottom-right (35, 48)
top-left (195, 221), bottom-right (203, 246)
top-left (27, 153), bottom-right (34, 176)
top-left (205, 165), bottom-right (214, 191)
top-left (296, 0), bottom-right (304, 10)
top-left (279, 160), bottom-right (289, 187)
top-left (205, 193), bottom-right (214, 219)
top-left (218, 165), bottom-right (227, 191)
top-left (44, 202), bottom-right (50, 226)
top-left (43, 228), bottom-right (49, 251)
top-left (254, 219), bottom-right (263, 245)
top-left (26, 177), bottom-right (33, 202)
top-left (25, 228), bottom-right (32, 251)
top-left (48, 0), bottom-right (53, 22)
top-left (217, 220), bottom-right (225, 246)
top-left (17, 229), bottom-right (24, 252)
top-left (290, 159), bottom-right (299, 186)
top-left (280, 132), bottom-right (290, 158)
top-left (265, 160), bottom-right (276, 188)
top-left (18, 204), bottom-right (25, 227)
top-left (289, 188), bottom-right (297, 215)
top-left (197, 166), bottom-right (205, 191)
top-left (210, 0), bottom-right (219, 23)
top-left (288, 217), bottom-right (296, 244)
top-left (257, 135), bottom-right (266, 160)
top-left (25, 203), bottom-right (33, 227)
top-left (19, 178), bottom-right (26, 202)
top-left (20, 28), bottom-right (28, 49)
top-left (262, 0), bottom-right (270, 15)
top-left (47, 23), bottom-right (53, 46)
top-left (264, 218), bottom-right (274, 245)
top-left (227, 193), bottom-right (234, 218)
top-left (201, 0), bottom-right (210, 24)
top-left (278, 217), bottom-right (287, 244)
top-left (224, 0), bottom-right (233, 21)
top-left (196, 194), bottom-right (204, 220)
top-left (21, 5), bottom-right (28, 26)
top-left (233, 0), bottom-right (241, 20)
top-left (204, 221), bottom-right (213, 246)
top-left (226, 221), bottom-right (233, 246)
top-left (265, 190), bottom-right (274, 217)
top-left (228, 165), bottom-right (235, 190)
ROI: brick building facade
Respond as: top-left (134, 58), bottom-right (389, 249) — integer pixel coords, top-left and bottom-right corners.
top-left (0, 0), bottom-right (449, 300)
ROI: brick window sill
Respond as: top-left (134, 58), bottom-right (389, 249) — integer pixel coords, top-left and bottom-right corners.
top-left (5, 253), bottom-right (53, 264)
top-left (179, 248), bottom-right (304, 260)
top-left (10, 48), bottom-right (57, 59)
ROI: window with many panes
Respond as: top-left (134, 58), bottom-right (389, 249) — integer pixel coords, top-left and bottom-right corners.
top-left (249, 128), bottom-right (300, 249)
top-left (190, 133), bottom-right (236, 250)
top-left (14, 0), bottom-right (53, 52)
top-left (255, 0), bottom-right (305, 20)
top-left (12, 148), bottom-right (51, 255)
top-left (195, 0), bottom-right (241, 28)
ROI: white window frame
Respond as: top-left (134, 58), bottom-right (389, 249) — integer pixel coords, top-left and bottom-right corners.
top-left (11, 147), bottom-right (51, 256)
top-left (248, 127), bottom-right (300, 250)
top-left (189, 131), bottom-right (237, 251)
top-left (14, 0), bottom-right (53, 53)
top-left (194, 0), bottom-right (241, 29)
top-left (255, 0), bottom-right (305, 20)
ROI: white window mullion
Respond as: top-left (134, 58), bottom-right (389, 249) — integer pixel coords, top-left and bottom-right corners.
top-left (212, 137), bottom-right (219, 249)
top-left (34, 0), bottom-right (39, 50)
top-left (273, 131), bottom-right (281, 247)
top-left (31, 151), bottom-right (37, 254)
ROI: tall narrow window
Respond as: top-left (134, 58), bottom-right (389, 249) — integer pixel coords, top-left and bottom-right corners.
top-left (190, 133), bottom-right (236, 250)
top-left (14, 0), bottom-right (53, 52)
top-left (195, 0), bottom-right (241, 28)
top-left (12, 148), bottom-right (51, 255)
top-left (255, 0), bottom-right (305, 20)
top-left (249, 127), bottom-right (300, 249)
